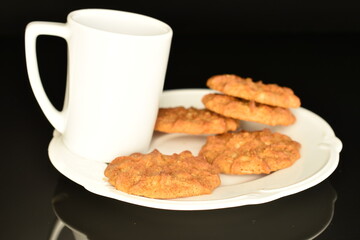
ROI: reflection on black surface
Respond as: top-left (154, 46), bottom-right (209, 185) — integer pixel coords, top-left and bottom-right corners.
top-left (51, 176), bottom-right (337, 240)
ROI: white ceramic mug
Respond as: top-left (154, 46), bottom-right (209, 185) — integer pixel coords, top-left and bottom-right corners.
top-left (25, 9), bottom-right (173, 162)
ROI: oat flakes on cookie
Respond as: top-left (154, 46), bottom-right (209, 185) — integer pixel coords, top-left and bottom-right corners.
top-left (154, 106), bottom-right (239, 134)
top-left (199, 128), bottom-right (301, 175)
top-left (207, 74), bottom-right (301, 108)
top-left (202, 93), bottom-right (296, 126)
top-left (104, 149), bottom-right (221, 199)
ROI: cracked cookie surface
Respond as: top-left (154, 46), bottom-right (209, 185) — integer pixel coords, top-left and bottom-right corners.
top-left (207, 74), bottom-right (301, 108)
top-left (105, 149), bottom-right (221, 199)
top-left (155, 107), bottom-right (239, 134)
top-left (199, 129), bottom-right (301, 175)
top-left (202, 93), bottom-right (296, 126)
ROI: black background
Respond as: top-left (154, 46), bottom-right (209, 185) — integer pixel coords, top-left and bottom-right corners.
top-left (2, 1), bottom-right (360, 239)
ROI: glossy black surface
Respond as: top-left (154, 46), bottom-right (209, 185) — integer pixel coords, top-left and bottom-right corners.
top-left (2, 3), bottom-right (360, 239)
top-left (52, 177), bottom-right (336, 240)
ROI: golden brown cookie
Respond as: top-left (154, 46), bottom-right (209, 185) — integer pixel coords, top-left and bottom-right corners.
top-left (202, 93), bottom-right (296, 126)
top-left (154, 107), bottom-right (240, 134)
top-left (199, 129), bottom-right (301, 175)
top-left (104, 149), bottom-right (221, 199)
top-left (207, 74), bottom-right (301, 108)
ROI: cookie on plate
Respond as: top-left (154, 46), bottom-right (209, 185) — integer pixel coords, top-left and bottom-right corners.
top-left (206, 74), bottom-right (301, 108)
top-left (154, 107), bottom-right (239, 134)
top-left (104, 149), bottom-right (221, 199)
top-left (199, 129), bottom-right (301, 175)
top-left (202, 93), bottom-right (296, 126)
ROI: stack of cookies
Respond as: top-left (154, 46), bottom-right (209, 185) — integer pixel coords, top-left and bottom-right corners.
top-left (104, 74), bottom-right (302, 199)
top-left (198, 74), bottom-right (301, 175)
top-left (203, 74), bottom-right (301, 126)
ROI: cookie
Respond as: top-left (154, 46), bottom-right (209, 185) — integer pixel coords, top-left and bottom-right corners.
top-left (154, 107), bottom-right (240, 134)
top-left (104, 149), bottom-right (221, 199)
top-left (207, 74), bottom-right (301, 108)
top-left (202, 93), bottom-right (296, 126)
top-left (199, 129), bottom-right (301, 175)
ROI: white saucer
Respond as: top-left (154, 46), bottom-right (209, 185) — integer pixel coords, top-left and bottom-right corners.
top-left (48, 89), bottom-right (342, 211)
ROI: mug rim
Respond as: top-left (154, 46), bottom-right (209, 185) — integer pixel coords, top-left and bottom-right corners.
top-left (67, 8), bottom-right (173, 37)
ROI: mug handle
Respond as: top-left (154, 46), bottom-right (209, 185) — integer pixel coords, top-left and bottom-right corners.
top-left (25, 21), bottom-right (69, 133)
